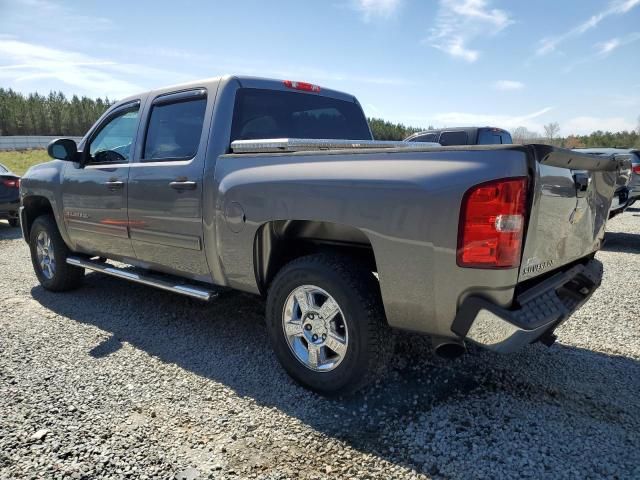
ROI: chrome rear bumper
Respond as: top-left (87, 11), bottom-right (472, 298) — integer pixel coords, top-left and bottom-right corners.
top-left (452, 258), bottom-right (603, 353)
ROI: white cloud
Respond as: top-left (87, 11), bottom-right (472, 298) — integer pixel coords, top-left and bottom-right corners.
top-left (563, 32), bottom-right (640, 71)
top-left (563, 116), bottom-right (637, 135)
top-left (536, 0), bottom-right (640, 55)
top-left (427, 0), bottom-right (513, 63)
top-left (596, 32), bottom-right (640, 55)
top-left (353, 0), bottom-right (402, 22)
top-left (0, 39), bottom-right (414, 99)
top-left (494, 80), bottom-right (524, 91)
top-left (596, 38), bottom-right (621, 55)
top-left (7, 0), bottom-right (114, 33)
top-left (0, 40), bottom-right (189, 98)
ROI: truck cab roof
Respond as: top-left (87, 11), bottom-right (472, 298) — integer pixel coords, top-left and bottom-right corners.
top-left (116, 75), bottom-right (360, 108)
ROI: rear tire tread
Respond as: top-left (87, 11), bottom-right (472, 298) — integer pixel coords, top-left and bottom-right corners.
top-left (267, 253), bottom-right (392, 395)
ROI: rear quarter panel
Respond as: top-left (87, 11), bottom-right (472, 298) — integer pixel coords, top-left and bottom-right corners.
top-left (214, 146), bottom-right (530, 337)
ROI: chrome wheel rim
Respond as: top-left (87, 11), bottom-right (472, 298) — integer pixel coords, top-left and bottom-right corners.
top-left (282, 285), bottom-right (348, 372)
top-left (36, 231), bottom-right (55, 279)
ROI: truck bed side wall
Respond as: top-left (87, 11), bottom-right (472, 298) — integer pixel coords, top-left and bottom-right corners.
top-left (213, 148), bottom-right (529, 338)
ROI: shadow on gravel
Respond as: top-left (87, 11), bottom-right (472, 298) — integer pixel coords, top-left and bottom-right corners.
top-left (602, 231), bottom-right (640, 254)
top-left (0, 222), bottom-right (22, 240)
top-left (30, 273), bottom-right (640, 477)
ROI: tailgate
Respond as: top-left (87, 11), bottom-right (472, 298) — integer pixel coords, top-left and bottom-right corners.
top-left (519, 145), bottom-right (630, 281)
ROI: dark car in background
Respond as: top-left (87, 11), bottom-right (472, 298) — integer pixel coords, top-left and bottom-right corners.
top-left (405, 126), bottom-right (512, 146)
top-left (0, 163), bottom-right (20, 227)
top-left (573, 148), bottom-right (635, 218)
top-left (574, 148), bottom-right (640, 207)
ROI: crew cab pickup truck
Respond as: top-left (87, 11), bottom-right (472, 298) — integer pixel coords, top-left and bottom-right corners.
top-left (19, 76), bottom-right (628, 394)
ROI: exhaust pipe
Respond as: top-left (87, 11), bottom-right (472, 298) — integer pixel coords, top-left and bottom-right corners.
top-left (432, 336), bottom-right (466, 359)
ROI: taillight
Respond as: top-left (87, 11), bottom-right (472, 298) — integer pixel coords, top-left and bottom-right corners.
top-left (2, 178), bottom-right (19, 188)
top-left (633, 165), bottom-right (640, 175)
top-left (283, 80), bottom-right (321, 93)
top-left (457, 177), bottom-right (528, 269)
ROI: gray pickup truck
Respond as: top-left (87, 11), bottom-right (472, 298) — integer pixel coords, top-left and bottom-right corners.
top-left (20, 76), bottom-right (627, 394)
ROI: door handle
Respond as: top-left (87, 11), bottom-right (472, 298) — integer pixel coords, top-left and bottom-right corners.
top-left (105, 180), bottom-right (124, 190)
top-left (169, 180), bottom-right (197, 191)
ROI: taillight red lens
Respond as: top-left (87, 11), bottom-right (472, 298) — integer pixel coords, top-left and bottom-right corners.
top-left (283, 80), bottom-right (321, 93)
top-left (2, 178), bottom-right (19, 188)
top-left (633, 165), bottom-right (640, 175)
top-left (457, 177), bottom-right (528, 268)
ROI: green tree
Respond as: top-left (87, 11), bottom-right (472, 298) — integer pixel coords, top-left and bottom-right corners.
top-left (0, 89), bottom-right (114, 136)
top-left (368, 118), bottom-right (424, 140)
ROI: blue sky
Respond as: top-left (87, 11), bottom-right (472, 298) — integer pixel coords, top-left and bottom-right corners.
top-left (0, 0), bottom-right (639, 135)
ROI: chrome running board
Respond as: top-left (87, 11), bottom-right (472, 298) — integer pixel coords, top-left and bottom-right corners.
top-left (66, 256), bottom-right (215, 301)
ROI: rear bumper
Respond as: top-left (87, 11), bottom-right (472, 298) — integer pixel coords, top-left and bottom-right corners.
top-left (0, 198), bottom-right (19, 219)
top-left (452, 258), bottom-right (603, 353)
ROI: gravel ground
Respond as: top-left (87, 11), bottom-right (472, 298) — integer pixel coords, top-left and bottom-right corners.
top-left (1, 211), bottom-right (639, 480)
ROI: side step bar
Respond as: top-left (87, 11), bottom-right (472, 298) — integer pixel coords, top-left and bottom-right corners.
top-left (66, 256), bottom-right (215, 301)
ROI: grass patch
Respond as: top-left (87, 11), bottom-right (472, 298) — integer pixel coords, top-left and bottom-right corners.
top-left (0, 149), bottom-right (50, 176)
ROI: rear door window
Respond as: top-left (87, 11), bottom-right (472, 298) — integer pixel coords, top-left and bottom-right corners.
top-left (231, 88), bottom-right (372, 142)
top-left (143, 91), bottom-right (207, 161)
top-left (438, 131), bottom-right (468, 146)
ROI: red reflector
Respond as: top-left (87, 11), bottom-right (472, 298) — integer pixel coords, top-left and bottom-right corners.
top-left (2, 178), bottom-right (19, 188)
top-left (457, 177), bottom-right (528, 269)
top-left (633, 165), bottom-right (640, 175)
top-left (283, 80), bottom-right (321, 93)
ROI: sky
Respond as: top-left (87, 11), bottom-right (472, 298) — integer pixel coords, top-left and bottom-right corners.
top-left (0, 0), bottom-right (639, 136)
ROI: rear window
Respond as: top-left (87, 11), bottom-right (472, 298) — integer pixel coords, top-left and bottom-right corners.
top-left (231, 88), bottom-right (371, 142)
top-left (410, 133), bottom-right (438, 143)
top-left (0, 164), bottom-right (7, 173)
top-left (438, 131), bottom-right (468, 146)
top-left (477, 129), bottom-right (512, 145)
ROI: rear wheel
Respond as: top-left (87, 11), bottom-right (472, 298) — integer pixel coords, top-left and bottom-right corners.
top-left (29, 215), bottom-right (84, 291)
top-left (266, 254), bottom-right (391, 395)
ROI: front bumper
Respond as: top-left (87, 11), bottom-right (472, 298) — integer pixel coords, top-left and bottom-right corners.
top-left (452, 258), bottom-right (603, 353)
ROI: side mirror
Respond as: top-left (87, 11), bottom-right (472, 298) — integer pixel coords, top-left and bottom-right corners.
top-left (47, 138), bottom-right (79, 162)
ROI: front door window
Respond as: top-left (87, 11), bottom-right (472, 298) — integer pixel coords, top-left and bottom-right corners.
top-left (89, 108), bottom-right (139, 164)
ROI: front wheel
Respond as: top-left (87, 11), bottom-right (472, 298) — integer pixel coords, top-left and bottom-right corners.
top-left (266, 254), bottom-right (391, 395)
top-left (29, 215), bottom-right (84, 291)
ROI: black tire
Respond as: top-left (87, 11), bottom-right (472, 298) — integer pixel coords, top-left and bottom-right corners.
top-left (29, 215), bottom-right (84, 292)
top-left (266, 254), bottom-right (392, 395)
top-left (8, 218), bottom-right (18, 228)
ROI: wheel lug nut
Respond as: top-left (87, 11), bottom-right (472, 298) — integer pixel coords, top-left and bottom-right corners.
top-left (305, 324), bottom-right (312, 331)
top-left (312, 334), bottom-right (318, 341)
top-left (322, 334), bottom-right (327, 340)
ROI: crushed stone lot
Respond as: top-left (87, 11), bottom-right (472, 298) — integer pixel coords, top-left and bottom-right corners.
top-left (1, 211), bottom-right (639, 480)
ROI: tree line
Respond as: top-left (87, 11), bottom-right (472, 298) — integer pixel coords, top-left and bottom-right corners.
top-left (0, 88), bottom-right (114, 136)
top-left (1, 88), bottom-right (639, 148)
